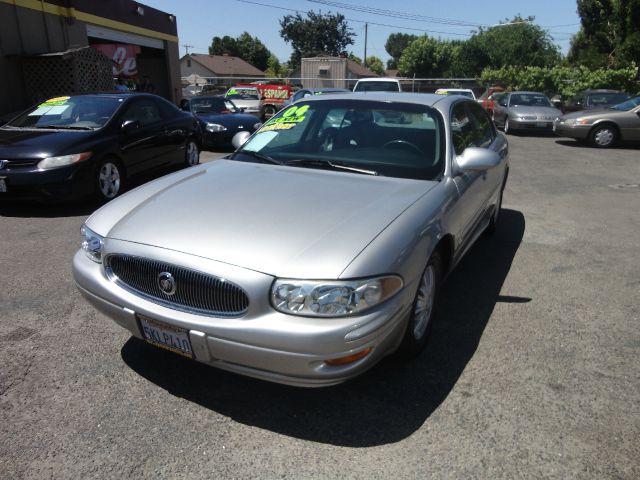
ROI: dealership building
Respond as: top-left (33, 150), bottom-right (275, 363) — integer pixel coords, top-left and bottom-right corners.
top-left (0, 0), bottom-right (181, 117)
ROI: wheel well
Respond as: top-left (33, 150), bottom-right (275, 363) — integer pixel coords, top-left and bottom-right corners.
top-left (434, 234), bottom-right (455, 276)
top-left (590, 121), bottom-right (619, 137)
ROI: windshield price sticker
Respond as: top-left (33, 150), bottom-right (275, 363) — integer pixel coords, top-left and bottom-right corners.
top-left (38, 96), bottom-right (70, 107)
top-left (259, 105), bottom-right (310, 133)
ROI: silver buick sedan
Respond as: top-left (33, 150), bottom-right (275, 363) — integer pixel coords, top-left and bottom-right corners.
top-left (73, 93), bottom-right (509, 387)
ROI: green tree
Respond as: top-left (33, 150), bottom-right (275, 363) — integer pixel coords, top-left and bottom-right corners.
top-left (264, 54), bottom-right (282, 78)
top-left (384, 33), bottom-right (418, 69)
top-left (568, 0), bottom-right (640, 68)
top-left (209, 32), bottom-right (272, 71)
top-left (398, 36), bottom-right (457, 77)
top-left (347, 52), bottom-right (362, 65)
top-left (279, 11), bottom-right (355, 68)
top-left (365, 56), bottom-right (386, 75)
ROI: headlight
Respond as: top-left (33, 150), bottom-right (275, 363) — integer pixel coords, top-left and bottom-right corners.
top-left (271, 276), bottom-right (403, 317)
top-left (80, 225), bottom-right (104, 263)
top-left (206, 123), bottom-right (227, 133)
top-left (37, 152), bottom-right (92, 170)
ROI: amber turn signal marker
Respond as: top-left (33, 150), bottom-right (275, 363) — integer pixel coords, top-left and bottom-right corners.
top-left (324, 347), bottom-right (373, 366)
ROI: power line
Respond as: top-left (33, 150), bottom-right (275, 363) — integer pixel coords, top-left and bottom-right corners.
top-left (235, 0), bottom-right (472, 37)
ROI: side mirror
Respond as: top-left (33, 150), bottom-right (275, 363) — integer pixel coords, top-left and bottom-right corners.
top-left (121, 119), bottom-right (140, 132)
top-left (456, 147), bottom-right (501, 173)
top-left (232, 131), bottom-right (251, 149)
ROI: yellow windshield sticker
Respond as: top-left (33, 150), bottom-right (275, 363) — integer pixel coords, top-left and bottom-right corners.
top-left (227, 88), bottom-right (238, 95)
top-left (38, 96), bottom-right (70, 107)
top-left (259, 105), bottom-right (310, 132)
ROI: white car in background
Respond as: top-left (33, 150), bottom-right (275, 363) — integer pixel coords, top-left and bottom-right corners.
top-left (435, 88), bottom-right (477, 100)
top-left (224, 87), bottom-right (261, 116)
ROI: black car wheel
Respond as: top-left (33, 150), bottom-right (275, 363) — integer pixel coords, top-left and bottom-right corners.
top-left (590, 123), bottom-right (618, 148)
top-left (185, 138), bottom-right (200, 166)
top-left (504, 117), bottom-right (511, 134)
top-left (96, 158), bottom-right (124, 202)
top-left (399, 250), bottom-right (442, 357)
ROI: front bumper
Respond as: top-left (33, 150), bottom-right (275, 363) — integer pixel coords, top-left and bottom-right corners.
top-left (72, 240), bottom-right (411, 387)
top-left (509, 118), bottom-right (555, 131)
top-left (0, 161), bottom-right (93, 199)
top-left (553, 121), bottom-right (591, 140)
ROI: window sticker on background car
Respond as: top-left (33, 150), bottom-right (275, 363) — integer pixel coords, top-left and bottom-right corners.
top-left (227, 88), bottom-right (238, 95)
top-left (28, 105), bottom-right (71, 116)
top-left (38, 96), bottom-right (70, 107)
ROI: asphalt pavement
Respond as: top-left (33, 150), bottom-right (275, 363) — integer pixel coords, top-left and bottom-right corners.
top-left (1, 135), bottom-right (639, 479)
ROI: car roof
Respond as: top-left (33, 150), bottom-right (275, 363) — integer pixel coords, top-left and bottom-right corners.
top-left (355, 77), bottom-right (401, 83)
top-left (508, 91), bottom-right (548, 95)
top-left (581, 89), bottom-right (625, 94)
top-left (300, 92), bottom-right (463, 108)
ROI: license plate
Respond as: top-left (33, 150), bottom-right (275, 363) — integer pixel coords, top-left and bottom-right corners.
top-left (0, 178), bottom-right (6, 193)
top-left (138, 315), bottom-right (193, 358)
top-left (536, 122), bottom-right (548, 128)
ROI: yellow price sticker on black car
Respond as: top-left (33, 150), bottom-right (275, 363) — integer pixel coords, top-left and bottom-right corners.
top-left (38, 96), bottom-right (70, 107)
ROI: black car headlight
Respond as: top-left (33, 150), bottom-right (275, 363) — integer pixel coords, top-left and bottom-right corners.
top-left (80, 225), bottom-right (104, 263)
top-left (38, 152), bottom-right (92, 170)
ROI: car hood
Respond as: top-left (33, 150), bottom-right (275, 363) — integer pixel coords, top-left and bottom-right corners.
top-left (195, 113), bottom-right (260, 127)
top-left (510, 106), bottom-right (562, 118)
top-left (0, 127), bottom-right (93, 158)
top-left (88, 160), bottom-right (437, 279)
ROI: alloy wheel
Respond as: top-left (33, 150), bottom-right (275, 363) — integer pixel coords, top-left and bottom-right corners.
top-left (412, 265), bottom-right (436, 340)
top-left (98, 162), bottom-right (121, 199)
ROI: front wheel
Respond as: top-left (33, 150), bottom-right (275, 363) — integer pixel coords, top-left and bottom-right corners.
top-left (95, 158), bottom-right (124, 202)
top-left (184, 138), bottom-right (200, 166)
top-left (590, 124), bottom-right (617, 148)
top-left (399, 251), bottom-right (442, 357)
top-left (504, 117), bottom-right (510, 134)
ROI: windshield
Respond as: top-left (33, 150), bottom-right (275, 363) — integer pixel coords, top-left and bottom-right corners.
top-left (226, 88), bottom-right (260, 101)
top-left (7, 95), bottom-right (122, 129)
top-left (354, 82), bottom-right (400, 92)
top-left (509, 93), bottom-right (552, 107)
top-left (234, 99), bottom-right (444, 181)
top-left (611, 96), bottom-right (640, 111)
top-left (589, 92), bottom-right (629, 106)
top-left (191, 97), bottom-right (239, 114)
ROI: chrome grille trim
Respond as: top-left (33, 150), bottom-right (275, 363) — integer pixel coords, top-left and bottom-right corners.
top-left (104, 254), bottom-right (249, 317)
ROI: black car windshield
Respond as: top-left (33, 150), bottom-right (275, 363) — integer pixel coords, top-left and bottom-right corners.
top-left (7, 95), bottom-right (122, 129)
top-left (191, 97), bottom-right (239, 114)
top-left (226, 88), bottom-right (260, 100)
top-left (354, 82), bottom-right (400, 92)
top-left (589, 92), bottom-right (629, 106)
top-left (509, 94), bottom-right (552, 107)
top-left (234, 99), bottom-right (444, 181)
top-left (611, 96), bottom-right (640, 111)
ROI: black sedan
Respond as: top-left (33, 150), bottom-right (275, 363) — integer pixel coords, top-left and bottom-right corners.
top-left (0, 93), bottom-right (200, 202)
top-left (179, 96), bottom-right (261, 149)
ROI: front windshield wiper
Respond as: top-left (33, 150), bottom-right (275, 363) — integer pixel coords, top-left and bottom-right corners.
top-left (233, 150), bottom-right (283, 165)
top-left (284, 158), bottom-right (378, 176)
top-left (34, 125), bottom-right (94, 130)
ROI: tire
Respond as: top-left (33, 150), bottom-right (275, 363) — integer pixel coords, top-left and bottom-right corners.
top-left (589, 123), bottom-right (617, 148)
top-left (399, 250), bottom-right (443, 357)
top-left (262, 104), bottom-right (277, 121)
top-left (184, 138), bottom-right (200, 166)
top-left (504, 117), bottom-right (510, 134)
top-left (95, 158), bottom-right (124, 202)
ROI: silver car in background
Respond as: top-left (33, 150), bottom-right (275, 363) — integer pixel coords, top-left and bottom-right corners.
top-left (492, 91), bottom-right (562, 134)
top-left (73, 93), bottom-right (509, 387)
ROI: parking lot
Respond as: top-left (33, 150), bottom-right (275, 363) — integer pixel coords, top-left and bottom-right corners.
top-left (1, 134), bottom-right (638, 479)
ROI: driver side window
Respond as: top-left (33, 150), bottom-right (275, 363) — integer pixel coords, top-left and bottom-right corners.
top-left (121, 99), bottom-right (162, 127)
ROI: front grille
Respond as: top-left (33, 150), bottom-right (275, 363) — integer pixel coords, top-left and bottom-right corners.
top-left (105, 254), bottom-right (249, 316)
top-left (522, 116), bottom-right (537, 121)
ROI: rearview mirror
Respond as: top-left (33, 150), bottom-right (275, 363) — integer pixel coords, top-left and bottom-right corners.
top-left (121, 119), bottom-right (140, 132)
top-left (232, 131), bottom-right (251, 149)
top-left (456, 147), bottom-right (501, 173)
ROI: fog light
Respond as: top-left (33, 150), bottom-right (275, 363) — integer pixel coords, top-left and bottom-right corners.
top-left (324, 347), bottom-right (373, 366)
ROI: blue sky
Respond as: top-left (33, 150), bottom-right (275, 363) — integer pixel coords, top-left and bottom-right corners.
top-left (143, 0), bottom-right (581, 63)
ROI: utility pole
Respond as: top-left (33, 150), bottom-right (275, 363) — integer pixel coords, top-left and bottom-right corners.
top-left (183, 44), bottom-right (194, 55)
top-left (363, 23), bottom-right (368, 68)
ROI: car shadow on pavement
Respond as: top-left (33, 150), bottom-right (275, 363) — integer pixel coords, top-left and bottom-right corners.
top-left (555, 139), bottom-right (640, 150)
top-left (0, 199), bottom-right (99, 218)
top-left (121, 208), bottom-right (526, 447)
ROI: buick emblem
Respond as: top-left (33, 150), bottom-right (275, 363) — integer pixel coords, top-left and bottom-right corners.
top-left (157, 272), bottom-right (176, 296)
top-left (0, 160), bottom-right (7, 170)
